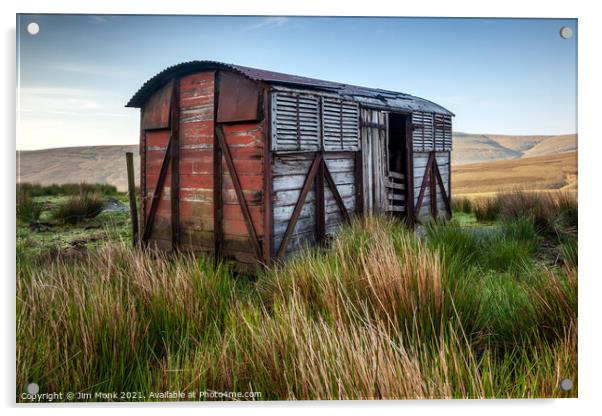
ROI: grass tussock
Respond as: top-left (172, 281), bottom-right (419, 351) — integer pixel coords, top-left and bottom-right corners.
top-left (451, 197), bottom-right (474, 214)
top-left (474, 191), bottom-right (577, 236)
top-left (53, 193), bottom-right (105, 224)
top-left (17, 210), bottom-right (577, 400)
top-left (17, 182), bottom-right (118, 197)
top-left (17, 190), bottom-right (43, 225)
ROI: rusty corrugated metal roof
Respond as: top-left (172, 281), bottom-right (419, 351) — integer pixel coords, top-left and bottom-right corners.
top-left (126, 60), bottom-right (453, 115)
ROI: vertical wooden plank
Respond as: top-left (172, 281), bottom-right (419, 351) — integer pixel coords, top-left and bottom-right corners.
top-left (262, 85), bottom-right (273, 264)
top-left (213, 140), bottom-right (223, 258)
top-left (316, 97), bottom-right (326, 243)
top-left (405, 114), bottom-right (415, 226)
top-left (430, 152), bottom-right (437, 218)
top-left (213, 71), bottom-right (223, 259)
top-left (316, 156), bottom-right (325, 243)
top-left (361, 108), bottom-right (372, 213)
top-left (355, 149), bottom-right (364, 216)
top-left (375, 111), bottom-right (386, 212)
top-left (170, 78), bottom-right (181, 250)
top-left (372, 111), bottom-right (379, 212)
top-left (373, 111), bottom-right (379, 212)
top-left (383, 111), bottom-right (390, 178)
top-left (368, 108), bottom-right (374, 213)
top-left (382, 113), bottom-right (387, 210)
top-left (126, 152), bottom-right (139, 246)
top-left (140, 114), bottom-right (146, 238)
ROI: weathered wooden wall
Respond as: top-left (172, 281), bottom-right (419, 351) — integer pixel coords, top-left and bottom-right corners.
top-left (141, 70), bottom-right (265, 266)
top-left (177, 71), bottom-right (216, 253)
top-left (217, 122), bottom-right (265, 265)
top-left (360, 108), bottom-right (387, 213)
top-left (142, 71), bottom-right (215, 251)
top-left (139, 72), bottom-right (451, 266)
top-left (413, 151), bottom-right (451, 219)
top-left (272, 152), bottom-right (356, 258)
top-left (133, 63), bottom-right (456, 269)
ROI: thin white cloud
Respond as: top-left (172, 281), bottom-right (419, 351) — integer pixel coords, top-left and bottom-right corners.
top-left (88, 15), bottom-right (112, 24)
top-left (49, 63), bottom-right (139, 78)
top-left (246, 17), bottom-right (289, 30)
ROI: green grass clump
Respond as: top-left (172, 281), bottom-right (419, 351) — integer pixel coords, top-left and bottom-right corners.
top-left (17, 182), bottom-right (119, 197)
top-left (474, 198), bottom-right (501, 222)
top-left (53, 193), bottom-right (104, 224)
top-left (16, 190), bottom-right (42, 225)
top-left (473, 191), bottom-right (577, 238)
top-left (451, 196), bottom-right (473, 214)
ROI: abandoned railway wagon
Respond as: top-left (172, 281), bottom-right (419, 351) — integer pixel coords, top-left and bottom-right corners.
top-left (126, 60), bottom-right (454, 269)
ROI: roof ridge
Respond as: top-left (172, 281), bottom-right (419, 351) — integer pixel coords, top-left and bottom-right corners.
top-left (125, 60), bottom-right (453, 116)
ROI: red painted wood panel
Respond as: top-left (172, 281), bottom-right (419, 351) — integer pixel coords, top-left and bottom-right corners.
top-left (142, 70), bottom-right (268, 261)
top-left (180, 71), bottom-right (214, 109)
top-left (145, 130), bottom-right (170, 148)
top-left (144, 128), bottom-right (171, 239)
top-left (175, 68), bottom-right (214, 244)
top-left (142, 80), bottom-right (173, 130)
top-left (181, 121), bottom-right (213, 146)
top-left (222, 121), bottom-right (265, 241)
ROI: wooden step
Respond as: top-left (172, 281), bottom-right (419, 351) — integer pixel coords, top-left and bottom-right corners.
top-left (387, 193), bottom-right (405, 201)
top-left (388, 171), bottom-right (405, 180)
top-left (385, 180), bottom-right (405, 190)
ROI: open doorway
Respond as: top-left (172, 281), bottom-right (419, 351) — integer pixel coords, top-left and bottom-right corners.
top-left (388, 113), bottom-right (408, 174)
top-left (386, 113), bottom-right (410, 217)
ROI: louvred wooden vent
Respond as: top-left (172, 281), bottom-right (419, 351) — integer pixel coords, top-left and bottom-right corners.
top-left (271, 91), bottom-right (360, 152)
top-left (271, 92), bottom-right (321, 151)
top-left (412, 111), bottom-right (452, 151)
top-left (322, 98), bottom-right (360, 151)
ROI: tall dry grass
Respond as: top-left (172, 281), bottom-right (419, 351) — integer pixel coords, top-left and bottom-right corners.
top-left (16, 215), bottom-right (577, 400)
top-left (473, 191), bottom-right (577, 233)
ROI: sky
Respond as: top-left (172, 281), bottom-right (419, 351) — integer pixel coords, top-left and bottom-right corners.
top-left (16, 15), bottom-right (577, 150)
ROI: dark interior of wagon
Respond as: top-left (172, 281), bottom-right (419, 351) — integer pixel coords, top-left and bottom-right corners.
top-left (387, 113), bottom-right (408, 175)
top-left (385, 113), bottom-right (410, 217)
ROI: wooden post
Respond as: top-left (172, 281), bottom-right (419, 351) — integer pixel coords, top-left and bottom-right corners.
top-left (125, 152), bottom-right (139, 246)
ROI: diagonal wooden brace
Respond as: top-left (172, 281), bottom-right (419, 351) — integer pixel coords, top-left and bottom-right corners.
top-left (276, 153), bottom-right (323, 261)
top-left (215, 126), bottom-right (263, 260)
top-left (323, 160), bottom-right (351, 224)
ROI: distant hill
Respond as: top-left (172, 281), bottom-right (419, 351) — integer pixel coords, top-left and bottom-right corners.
top-left (452, 151), bottom-right (577, 196)
top-left (451, 133), bottom-right (577, 165)
top-left (16, 133), bottom-right (577, 191)
top-left (17, 145), bottom-right (139, 192)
